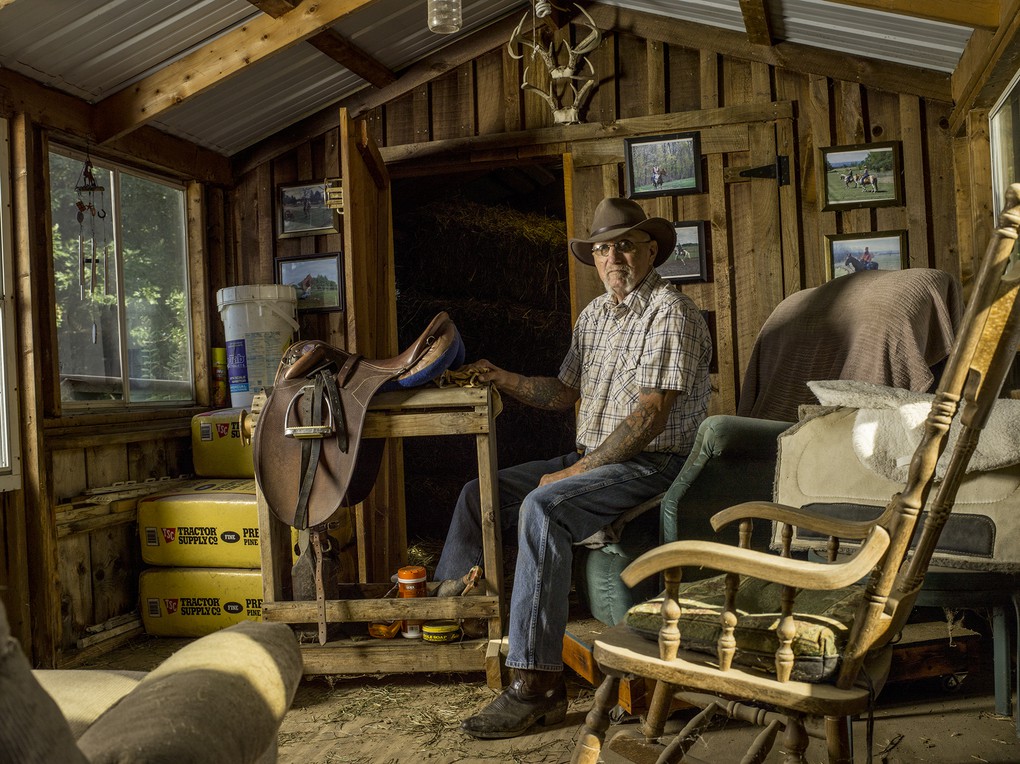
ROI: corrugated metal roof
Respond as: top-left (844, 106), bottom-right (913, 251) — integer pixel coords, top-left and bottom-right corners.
top-left (148, 45), bottom-right (367, 155)
top-left (771, 0), bottom-right (972, 73)
top-left (0, 0), bottom-right (257, 100)
top-left (332, 0), bottom-right (527, 70)
top-left (0, 0), bottom-right (976, 157)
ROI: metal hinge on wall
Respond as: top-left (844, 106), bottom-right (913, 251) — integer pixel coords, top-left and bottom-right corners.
top-left (739, 155), bottom-right (790, 186)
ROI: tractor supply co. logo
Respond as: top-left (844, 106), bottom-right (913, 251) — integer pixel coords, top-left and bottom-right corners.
top-left (216, 422), bottom-right (230, 438)
top-left (178, 597), bottom-right (222, 616)
top-left (154, 597), bottom-right (223, 617)
top-left (169, 526), bottom-right (219, 546)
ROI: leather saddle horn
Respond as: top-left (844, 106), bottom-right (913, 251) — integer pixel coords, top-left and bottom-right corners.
top-left (253, 311), bottom-right (464, 530)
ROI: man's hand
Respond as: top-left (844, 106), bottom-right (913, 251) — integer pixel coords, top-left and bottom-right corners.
top-left (467, 359), bottom-right (512, 388)
top-left (538, 463), bottom-right (583, 486)
top-left (458, 359), bottom-right (579, 411)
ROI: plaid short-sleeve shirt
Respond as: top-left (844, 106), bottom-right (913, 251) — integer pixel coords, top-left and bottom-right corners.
top-left (558, 270), bottom-right (712, 455)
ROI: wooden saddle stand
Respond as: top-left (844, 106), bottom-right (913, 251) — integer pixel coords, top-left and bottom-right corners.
top-left (253, 311), bottom-right (465, 643)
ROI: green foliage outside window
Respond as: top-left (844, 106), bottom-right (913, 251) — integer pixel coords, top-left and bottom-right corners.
top-left (49, 149), bottom-right (193, 404)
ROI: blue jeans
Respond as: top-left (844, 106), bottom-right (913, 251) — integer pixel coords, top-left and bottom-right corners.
top-left (435, 450), bottom-right (682, 671)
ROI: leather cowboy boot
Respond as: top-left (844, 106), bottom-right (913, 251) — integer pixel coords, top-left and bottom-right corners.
top-left (461, 668), bottom-right (567, 739)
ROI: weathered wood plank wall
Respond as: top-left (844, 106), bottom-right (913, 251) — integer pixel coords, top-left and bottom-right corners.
top-left (232, 28), bottom-right (960, 417)
top-left (7, 10), bottom-right (1005, 667)
top-left (0, 102), bottom-right (228, 662)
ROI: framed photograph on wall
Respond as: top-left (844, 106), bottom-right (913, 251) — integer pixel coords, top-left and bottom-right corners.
top-left (820, 141), bottom-right (903, 211)
top-left (825, 230), bottom-right (907, 280)
top-left (657, 220), bottom-right (708, 283)
top-left (276, 253), bottom-right (344, 312)
top-left (277, 181), bottom-right (339, 238)
top-left (624, 131), bottom-right (703, 199)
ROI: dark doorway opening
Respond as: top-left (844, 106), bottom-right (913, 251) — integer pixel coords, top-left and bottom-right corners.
top-left (390, 162), bottom-right (576, 543)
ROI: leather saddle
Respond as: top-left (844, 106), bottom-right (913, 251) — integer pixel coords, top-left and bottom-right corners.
top-left (254, 311), bottom-right (464, 530)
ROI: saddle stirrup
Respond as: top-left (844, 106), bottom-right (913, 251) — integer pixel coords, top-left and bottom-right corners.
top-left (287, 368), bottom-right (347, 530)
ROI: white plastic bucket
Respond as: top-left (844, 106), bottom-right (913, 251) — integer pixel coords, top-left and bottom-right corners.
top-left (216, 285), bottom-right (299, 409)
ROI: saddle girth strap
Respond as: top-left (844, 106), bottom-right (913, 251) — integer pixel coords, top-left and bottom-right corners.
top-left (311, 529), bottom-right (328, 645)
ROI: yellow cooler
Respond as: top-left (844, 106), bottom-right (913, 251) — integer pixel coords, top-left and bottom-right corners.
top-left (140, 567), bottom-right (263, 637)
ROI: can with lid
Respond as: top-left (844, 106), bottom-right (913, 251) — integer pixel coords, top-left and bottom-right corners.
top-left (422, 619), bottom-right (461, 643)
top-left (397, 565), bottom-right (427, 639)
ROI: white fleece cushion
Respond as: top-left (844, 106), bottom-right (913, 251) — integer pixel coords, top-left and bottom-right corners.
top-left (807, 380), bottom-right (1020, 482)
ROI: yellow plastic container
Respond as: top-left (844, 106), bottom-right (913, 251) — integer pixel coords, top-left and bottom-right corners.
top-left (191, 408), bottom-right (254, 478)
top-left (140, 567), bottom-right (263, 637)
top-left (138, 481), bottom-right (259, 568)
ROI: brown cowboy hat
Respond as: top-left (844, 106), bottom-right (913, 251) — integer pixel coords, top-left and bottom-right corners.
top-left (569, 197), bottom-right (676, 267)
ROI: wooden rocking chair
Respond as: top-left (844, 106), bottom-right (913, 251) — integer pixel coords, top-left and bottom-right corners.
top-left (572, 185), bottom-right (1020, 764)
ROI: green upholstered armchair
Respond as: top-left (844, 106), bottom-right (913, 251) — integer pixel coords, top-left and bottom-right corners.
top-left (575, 414), bottom-right (792, 626)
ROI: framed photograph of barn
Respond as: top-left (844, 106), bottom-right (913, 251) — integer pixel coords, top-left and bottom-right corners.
top-left (824, 230), bottom-right (907, 280)
top-left (276, 252), bottom-right (344, 312)
top-left (624, 132), bottom-right (703, 199)
top-left (657, 220), bottom-right (708, 283)
top-left (277, 181), bottom-right (339, 238)
top-left (820, 141), bottom-right (903, 211)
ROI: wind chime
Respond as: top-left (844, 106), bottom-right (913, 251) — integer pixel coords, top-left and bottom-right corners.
top-left (74, 153), bottom-right (109, 343)
top-left (74, 153), bottom-right (109, 299)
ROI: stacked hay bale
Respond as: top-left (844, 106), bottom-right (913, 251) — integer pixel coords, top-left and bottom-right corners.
top-left (393, 200), bottom-right (575, 542)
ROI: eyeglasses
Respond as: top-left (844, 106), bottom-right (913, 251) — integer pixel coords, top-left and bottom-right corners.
top-left (591, 237), bottom-right (651, 257)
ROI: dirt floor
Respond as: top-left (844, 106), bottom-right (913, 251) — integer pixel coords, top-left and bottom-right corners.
top-left (80, 615), bottom-right (1020, 764)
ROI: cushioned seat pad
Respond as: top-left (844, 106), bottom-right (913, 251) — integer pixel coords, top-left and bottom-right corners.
top-left (625, 575), bottom-right (865, 682)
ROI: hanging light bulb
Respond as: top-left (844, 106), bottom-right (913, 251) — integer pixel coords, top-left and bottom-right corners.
top-left (427, 0), bottom-right (462, 34)
top-left (534, 1), bottom-right (553, 18)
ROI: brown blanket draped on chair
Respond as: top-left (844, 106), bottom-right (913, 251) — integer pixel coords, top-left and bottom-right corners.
top-left (737, 268), bottom-right (962, 422)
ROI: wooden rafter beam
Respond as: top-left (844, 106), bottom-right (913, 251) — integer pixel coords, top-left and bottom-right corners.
top-left (232, 11), bottom-right (525, 174)
top-left (249, 0), bottom-right (396, 88)
top-left (306, 32), bottom-right (397, 88)
top-left (950, 0), bottom-right (1020, 134)
top-left (739, 0), bottom-right (775, 47)
top-left (0, 69), bottom-right (231, 183)
top-left (586, 2), bottom-right (952, 102)
top-left (247, 0), bottom-right (299, 15)
top-left (92, 0), bottom-right (382, 144)
top-left (820, 0), bottom-right (1001, 30)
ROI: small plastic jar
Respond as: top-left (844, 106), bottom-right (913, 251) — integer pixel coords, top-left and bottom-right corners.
top-left (397, 565), bottom-right (427, 639)
top-left (422, 619), bottom-right (461, 643)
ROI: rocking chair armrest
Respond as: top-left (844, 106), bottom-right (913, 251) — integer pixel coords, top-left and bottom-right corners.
top-left (711, 501), bottom-right (876, 540)
top-left (621, 525), bottom-right (890, 592)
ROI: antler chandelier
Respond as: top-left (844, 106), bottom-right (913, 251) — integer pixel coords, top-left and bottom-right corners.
top-left (507, 2), bottom-right (602, 125)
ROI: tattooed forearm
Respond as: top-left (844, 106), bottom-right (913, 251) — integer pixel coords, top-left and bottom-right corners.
top-left (504, 375), bottom-right (579, 410)
top-left (579, 388), bottom-right (678, 470)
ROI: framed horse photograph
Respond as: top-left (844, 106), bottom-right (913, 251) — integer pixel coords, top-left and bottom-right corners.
top-left (277, 181), bottom-right (340, 238)
top-left (825, 230), bottom-right (907, 280)
top-left (624, 132), bottom-right (703, 199)
top-left (820, 141), bottom-right (903, 211)
top-left (657, 220), bottom-right (709, 283)
top-left (276, 252), bottom-right (344, 312)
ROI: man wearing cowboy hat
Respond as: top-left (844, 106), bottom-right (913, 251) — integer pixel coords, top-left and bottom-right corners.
top-left (435, 197), bottom-right (713, 739)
